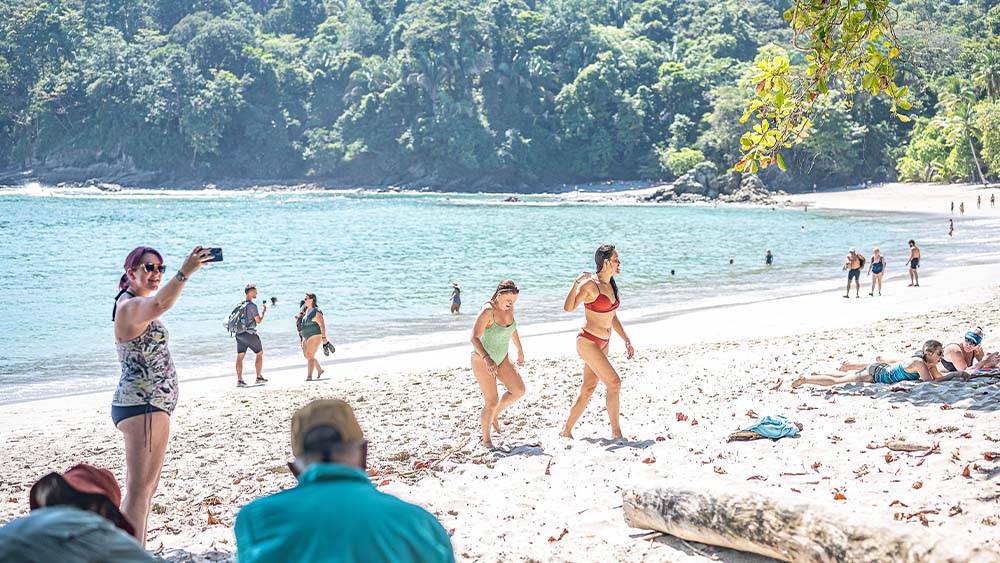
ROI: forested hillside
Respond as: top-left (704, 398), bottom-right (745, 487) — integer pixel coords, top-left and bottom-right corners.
top-left (1, 0), bottom-right (998, 189)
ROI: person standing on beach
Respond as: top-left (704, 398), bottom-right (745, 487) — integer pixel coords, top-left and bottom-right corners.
top-left (951, 201), bottom-right (955, 214)
top-left (560, 245), bottom-right (634, 440)
top-left (907, 240), bottom-right (920, 287)
top-left (112, 245), bottom-right (212, 545)
top-left (765, 249), bottom-right (773, 266)
top-left (470, 280), bottom-right (525, 450)
top-left (235, 284), bottom-right (267, 387)
top-left (992, 193), bottom-right (995, 208)
top-left (449, 282), bottom-right (461, 314)
top-left (842, 247), bottom-right (863, 298)
top-left (235, 399), bottom-right (455, 563)
top-left (867, 247), bottom-right (886, 296)
top-left (978, 195), bottom-right (982, 209)
top-left (296, 293), bottom-right (329, 380)
top-left (960, 201), bottom-right (965, 215)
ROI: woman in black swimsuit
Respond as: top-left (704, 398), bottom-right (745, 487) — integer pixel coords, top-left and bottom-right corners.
top-left (940, 328), bottom-right (988, 372)
top-left (867, 247), bottom-right (885, 296)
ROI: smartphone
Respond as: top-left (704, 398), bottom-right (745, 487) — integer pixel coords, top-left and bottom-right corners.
top-left (206, 247), bottom-right (224, 262)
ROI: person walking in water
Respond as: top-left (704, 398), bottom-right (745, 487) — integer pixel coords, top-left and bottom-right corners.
top-left (296, 293), bottom-right (329, 380)
top-left (470, 280), bottom-right (525, 450)
top-left (764, 249), bottom-right (773, 266)
top-left (235, 284), bottom-right (267, 387)
top-left (560, 245), bottom-right (634, 440)
top-left (449, 282), bottom-right (461, 314)
top-left (112, 245), bottom-right (213, 545)
top-left (867, 247), bottom-right (886, 296)
top-left (907, 240), bottom-right (921, 287)
top-left (948, 219), bottom-right (954, 237)
top-left (843, 247), bottom-right (863, 298)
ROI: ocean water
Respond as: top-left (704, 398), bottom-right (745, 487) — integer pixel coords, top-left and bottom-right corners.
top-left (1, 184), bottom-right (996, 404)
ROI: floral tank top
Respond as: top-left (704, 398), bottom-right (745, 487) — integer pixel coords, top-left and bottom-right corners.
top-left (113, 319), bottom-right (178, 414)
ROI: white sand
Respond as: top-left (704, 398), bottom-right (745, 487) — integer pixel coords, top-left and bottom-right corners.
top-left (2, 184), bottom-right (1000, 562)
top-left (784, 182), bottom-right (999, 214)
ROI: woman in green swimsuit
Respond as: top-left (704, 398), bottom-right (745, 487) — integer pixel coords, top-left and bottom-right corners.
top-left (470, 279), bottom-right (525, 450)
top-left (296, 293), bottom-right (329, 380)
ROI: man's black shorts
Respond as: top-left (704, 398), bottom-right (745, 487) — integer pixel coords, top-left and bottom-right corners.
top-left (236, 332), bottom-right (263, 354)
top-left (847, 268), bottom-right (861, 282)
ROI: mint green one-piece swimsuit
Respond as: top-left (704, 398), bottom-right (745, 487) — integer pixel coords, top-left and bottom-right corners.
top-left (480, 316), bottom-right (516, 365)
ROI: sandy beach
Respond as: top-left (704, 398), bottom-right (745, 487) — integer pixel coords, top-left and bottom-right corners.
top-left (2, 183), bottom-right (1000, 562)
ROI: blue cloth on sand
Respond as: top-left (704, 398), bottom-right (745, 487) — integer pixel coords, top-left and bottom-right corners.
top-left (740, 414), bottom-right (800, 439)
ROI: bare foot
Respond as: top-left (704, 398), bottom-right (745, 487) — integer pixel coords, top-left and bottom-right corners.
top-left (481, 439), bottom-right (496, 451)
top-left (611, 432), bottom-right (624, 440)
top-left (316, 369), bottom-right (325, 380)
top-left (558, 430), bottom-right (574, 439)
top-left (838, 361), bottom-right (852, 371)
top-left (791, 377), bottom-right (806, 388)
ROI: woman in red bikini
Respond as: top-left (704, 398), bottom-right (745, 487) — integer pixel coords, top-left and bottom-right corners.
top-left (560, 244), bottom-right (634, 439)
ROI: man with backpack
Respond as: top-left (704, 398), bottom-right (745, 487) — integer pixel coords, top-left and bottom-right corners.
top-left (234, 284), bottom-right (267, 387)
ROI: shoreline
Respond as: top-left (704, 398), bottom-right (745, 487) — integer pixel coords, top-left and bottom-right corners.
top-left (3, 182), bottom-right (1000, 562)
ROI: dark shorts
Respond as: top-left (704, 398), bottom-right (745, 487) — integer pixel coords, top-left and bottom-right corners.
top-left (866, 363), bottom-right (890, 384)
top-left (848, 268), bottom-right (861, 281)
top-left (910, 257), bottom-right (919, 269)
top-left (111, 403), bottom-right (167, 426)
top-left (236, 332), bottom-right (263, 354)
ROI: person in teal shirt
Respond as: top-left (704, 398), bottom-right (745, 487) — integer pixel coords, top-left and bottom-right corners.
top-left (235, 399), bottom-right (455, 563)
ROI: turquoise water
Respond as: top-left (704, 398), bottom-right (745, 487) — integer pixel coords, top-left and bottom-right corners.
top-left (1, 184), bottom-right (993, 404)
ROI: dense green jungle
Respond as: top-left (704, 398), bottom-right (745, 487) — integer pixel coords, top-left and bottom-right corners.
top-left (2, 0), bottom-right (999, 189)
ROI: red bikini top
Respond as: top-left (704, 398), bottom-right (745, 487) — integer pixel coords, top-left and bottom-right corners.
top-left (585, 292), bottom-right (619, 313)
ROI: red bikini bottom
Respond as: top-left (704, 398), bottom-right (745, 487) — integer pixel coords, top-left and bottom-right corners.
top-left (577, 329), bottom-right (609, 348)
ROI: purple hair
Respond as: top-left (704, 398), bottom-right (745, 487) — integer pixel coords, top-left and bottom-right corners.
top-left (120, 246), bottom-right (163, 289)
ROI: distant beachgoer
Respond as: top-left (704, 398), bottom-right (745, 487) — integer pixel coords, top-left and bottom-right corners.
top-left (804, 205), bottom-right (808, 212)
top-left (729, 257), bottom-right (734, 265)
top-left (867, 247), bottom-right (885, 296)
top-left (296, 293), bottom-right (328, 380)
top-left (670, 269), bottom-right (675, 276)
top-left (907, 240), bottom-right (920, 287)
top-left (960, 201), bottom-right (965, 215)
top-left (235, 284), bottom-right (267, 387)
top-left (450, 282), bottom-right (461, 314)
top-left (978, 195), bottom-right (982, 209)
top-left (0, 464), bottom-right (158, 562)
top-left (991, 193), bottom-right (995, 208)
top-left (765, 250), bottom-right (773, 266)
top-left (234, 399), bottom-right (455, 563)
top-left (842, 247), bottom-right (862, 298)
top-left (940, 328), bottom-right (987, 372)
top-left (270, 296), bottom-right (278, 306)
top-left (951, 201), bottom-right (955, 214)
top-left (112, 245), bottom-right (212, 545)
top-left (801, 225), bottom-right (805, 232)
top-left (470, 280), bottom-right (525, 450)
top-left (948, 219), bottom-right (954, 237)
top-left (792, 340), bottom-right (946, 387)
top-left (560, 245), bottom-right (634, 440)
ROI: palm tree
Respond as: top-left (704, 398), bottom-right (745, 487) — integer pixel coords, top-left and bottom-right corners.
top-left (935, 83), bottom-right (986, 184)
top-left (973, 52), bottom-right (1000, 101)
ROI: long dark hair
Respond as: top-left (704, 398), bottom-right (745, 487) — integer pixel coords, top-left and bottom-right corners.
top-left (594, 244), bottom-right (619, 301)
top-left (490, 279), bottom-right (519, 302)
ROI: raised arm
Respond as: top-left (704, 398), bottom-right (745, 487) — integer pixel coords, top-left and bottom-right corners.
top-left (116, 247), bottom-right (211, 332)
top-left (564, 273), bottom-right (596, 312)
top-left (470, 305), bottom-right (497, 375)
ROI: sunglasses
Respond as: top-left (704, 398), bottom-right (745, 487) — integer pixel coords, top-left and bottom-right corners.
top-left (140, 263), bottom-right (167, 274)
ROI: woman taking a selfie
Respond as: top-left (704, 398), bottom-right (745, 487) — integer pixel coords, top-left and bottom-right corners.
top-left (112, 245), bottom-right (213, 545)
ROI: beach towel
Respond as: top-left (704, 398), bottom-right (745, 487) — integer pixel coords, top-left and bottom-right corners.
top-left (728, 414), bottom-right (801, 442)
top-left (969, 368), bottom-right (1000, 377)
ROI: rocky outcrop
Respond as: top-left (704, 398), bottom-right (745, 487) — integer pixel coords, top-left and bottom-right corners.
top-left (642, 169), bottom-right (775, 204)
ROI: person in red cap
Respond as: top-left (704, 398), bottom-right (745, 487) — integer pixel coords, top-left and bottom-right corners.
top-left (0, 464), bottom-right (162, 562)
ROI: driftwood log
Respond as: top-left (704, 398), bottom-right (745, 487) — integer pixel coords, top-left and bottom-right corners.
top-left (622, 483), bottom-right (995, 563)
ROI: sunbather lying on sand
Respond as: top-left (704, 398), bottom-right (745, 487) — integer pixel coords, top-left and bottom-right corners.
top-left (792, 340), bottom-right (983, 388)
